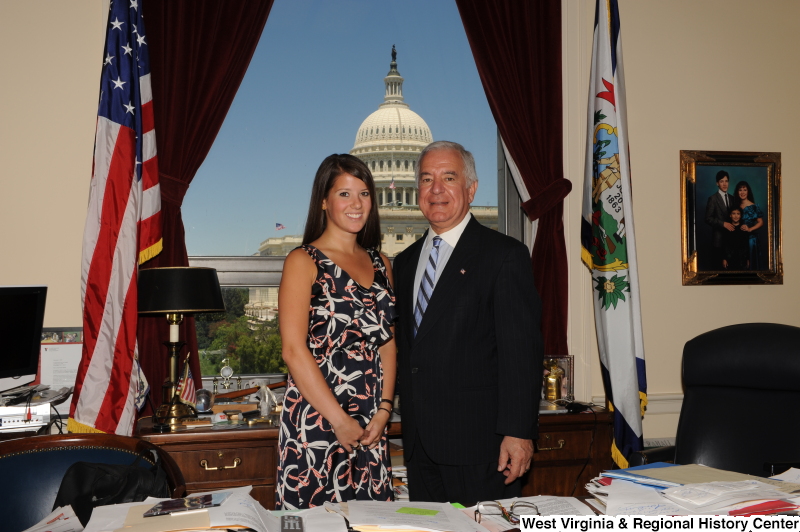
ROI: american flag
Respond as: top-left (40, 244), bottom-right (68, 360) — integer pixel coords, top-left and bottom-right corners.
top-left (389, 178), bottom-right (396, 190)
top-left (177, 362), bottom-right (197, 407)
top-left (276, 223), bottom-right (286, 230)
top-left (69, 0), bottom-right (161, 436)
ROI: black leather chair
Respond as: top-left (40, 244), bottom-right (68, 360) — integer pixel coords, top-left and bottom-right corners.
top-left (0, 433), bottom-right (186, 532)
top-left (630, 323), bottom-right (800, 476)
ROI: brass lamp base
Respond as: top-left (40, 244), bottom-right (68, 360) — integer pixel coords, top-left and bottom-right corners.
top-left (153, 395), bottom-right (198, 432)
top-left (152, 335), bottom-right (198, 433)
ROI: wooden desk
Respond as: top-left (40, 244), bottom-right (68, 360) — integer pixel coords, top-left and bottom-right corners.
top-left (137, 418), bottom-right (280, 510)
top-left (137, 408), bottom-right (611, 508)
top-left (523, 407), bottom-right (613, 497)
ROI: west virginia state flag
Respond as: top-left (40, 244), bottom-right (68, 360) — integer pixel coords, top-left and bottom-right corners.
top-left (581, 0), bottom-right (647, 468)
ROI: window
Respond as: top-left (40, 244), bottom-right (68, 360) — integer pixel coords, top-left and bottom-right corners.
top-left (184, 2), bottom-right (502, 377)
top-left (189, 257), bottom-right (286, 377)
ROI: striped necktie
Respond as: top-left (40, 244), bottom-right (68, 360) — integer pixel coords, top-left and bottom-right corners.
top-left (413, 236), bottom-right (442, 337)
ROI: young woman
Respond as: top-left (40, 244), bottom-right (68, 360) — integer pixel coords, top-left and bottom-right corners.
top-left (276, 154), bottom-right (396, 509)
top-left (734, 180), bottom-right (764, 270)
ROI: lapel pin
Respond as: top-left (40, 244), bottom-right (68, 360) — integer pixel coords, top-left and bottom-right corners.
top-left (460, 269), bottom-right (466, 275)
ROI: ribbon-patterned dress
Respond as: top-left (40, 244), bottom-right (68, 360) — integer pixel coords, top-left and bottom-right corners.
top-left (276, 245), bottom-right (396, 509)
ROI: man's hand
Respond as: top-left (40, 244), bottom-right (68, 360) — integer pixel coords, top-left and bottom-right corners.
top-left (723, 222), bottom-right (735, 231)
top-left (497, 436), bottom-right (533, 485)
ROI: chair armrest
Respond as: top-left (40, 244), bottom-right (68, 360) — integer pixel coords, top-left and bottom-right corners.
top-left (628, 446), bottom-right (676, 467)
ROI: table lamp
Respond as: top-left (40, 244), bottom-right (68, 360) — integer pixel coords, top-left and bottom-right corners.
top-left (138, 266), bottom-right (225, 432)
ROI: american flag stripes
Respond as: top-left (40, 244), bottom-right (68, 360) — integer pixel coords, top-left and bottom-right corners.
top-left (177, 362), bottom-right (197, 407)
top-left (276, 223), bottom-right (286, 230)
top-left (69, 0), bottom-right (161, 436)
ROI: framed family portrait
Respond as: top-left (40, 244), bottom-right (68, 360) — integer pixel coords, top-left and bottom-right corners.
top-left (680, 150), bottom-right (782, 285)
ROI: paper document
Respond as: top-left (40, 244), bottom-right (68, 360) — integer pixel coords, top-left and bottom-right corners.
top-left (22, 505), bottom-right (84, 532)
top-left (292, 506), bottom-right (347, 532)
top-left (119, 503), bottom-right (211, 532)
top-left (346, 501), bottom-right (485, 532)
top-left (771, 468), bottom-right (800, 484)
top-left (604, 478), bottom-right (695, 516)
top-left (39, 343), bottom-right (82, 388)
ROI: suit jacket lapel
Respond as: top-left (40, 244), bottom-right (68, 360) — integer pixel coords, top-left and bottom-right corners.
top-left (414, 217), bottom-right (481, 343)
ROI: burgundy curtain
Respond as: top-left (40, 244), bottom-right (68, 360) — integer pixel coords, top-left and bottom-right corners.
top-left (455, 0), bottom-right (570, 356)
top-left (137, 0), bottom-right (274, 414)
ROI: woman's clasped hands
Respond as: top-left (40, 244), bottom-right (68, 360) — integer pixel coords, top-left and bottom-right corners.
top-left (332, 408), bottom-right (391, 452)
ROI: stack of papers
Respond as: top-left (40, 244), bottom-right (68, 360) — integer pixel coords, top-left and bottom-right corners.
top-left (586, 463), bottom-right (800, 517)
top-left (391, 465), bottom-right (409, 500)
top-left (662, 481), bottom-right (793, 512)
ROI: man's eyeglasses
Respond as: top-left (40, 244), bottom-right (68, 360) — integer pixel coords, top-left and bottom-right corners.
top-left (474, 500), bottom-right (539, 524)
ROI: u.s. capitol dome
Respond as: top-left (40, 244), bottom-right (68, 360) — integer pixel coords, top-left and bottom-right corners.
top-left (349, 47), bottom-right (496, 256)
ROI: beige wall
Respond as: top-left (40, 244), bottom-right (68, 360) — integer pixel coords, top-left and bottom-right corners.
top-left (2, 1), bottom-right (797, 439)
top-left (563, 0), bottom-right (800, 438)
top-left (1, 0), bottom-right (106, 326)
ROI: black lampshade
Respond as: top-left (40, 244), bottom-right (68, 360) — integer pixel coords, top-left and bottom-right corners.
top-left (138, 267), bottom-right (225, 314)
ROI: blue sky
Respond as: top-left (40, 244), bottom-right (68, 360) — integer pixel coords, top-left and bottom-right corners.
top-left (182, 0), bottom-right (498, 256)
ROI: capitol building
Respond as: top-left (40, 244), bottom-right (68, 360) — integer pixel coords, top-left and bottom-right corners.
top-left (258, 48), bottom-right (498, 258)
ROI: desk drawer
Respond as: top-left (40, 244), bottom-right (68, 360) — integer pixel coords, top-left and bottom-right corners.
top-left (171, 445), bottom-right (274, 484)
top-left (533, 430), bottom-right (594, 463)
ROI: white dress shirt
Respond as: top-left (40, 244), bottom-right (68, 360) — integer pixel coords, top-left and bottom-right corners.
top-left (412, 213), bottom-right (473, 305)
top-left (719, 189), bottom-right (730, 208)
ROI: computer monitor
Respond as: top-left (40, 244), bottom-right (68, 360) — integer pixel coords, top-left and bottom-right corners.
top-left (0, 286), bottom-right (47, 394)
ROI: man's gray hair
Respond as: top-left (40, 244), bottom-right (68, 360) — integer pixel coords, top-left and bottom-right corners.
top-left (415, 141), bottom-right (478, 188)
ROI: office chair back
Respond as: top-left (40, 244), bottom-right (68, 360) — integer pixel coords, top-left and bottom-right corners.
top-left (0, 432), bottom-right (186, 532)
top-left (675, 322), bottom-right (800, 476)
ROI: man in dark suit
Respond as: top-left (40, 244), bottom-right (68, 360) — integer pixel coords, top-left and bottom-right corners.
top-left (705, 170), bottom-right (735, 269)
top-left (394, 141), bottom-right (543, 506)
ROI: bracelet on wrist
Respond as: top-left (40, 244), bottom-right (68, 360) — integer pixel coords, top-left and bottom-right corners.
top-left (380, 398), bottom-right (394, 406)
top-left (377, 406), bottom-right (392, 416)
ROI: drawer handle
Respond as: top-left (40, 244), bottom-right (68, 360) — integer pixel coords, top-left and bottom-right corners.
top-left (199, 457), bottom-right (241, 471)
top-left (536, 439), bottom-right (565, 451)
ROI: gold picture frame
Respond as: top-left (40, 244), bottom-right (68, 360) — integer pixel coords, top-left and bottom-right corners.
top-left (680, 150), bottom-right (782, 285)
